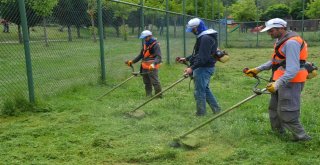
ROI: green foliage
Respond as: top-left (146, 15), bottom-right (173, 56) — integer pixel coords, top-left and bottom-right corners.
top-left (120, 24), bottom-right (128, 41)
top-left (28, 0), bottom-right (58, 16)
top-left (306, 0), bottom-right (320, 19)
top-left (53, 0), bottom-right (89, 26)
top-left (0, 0), bottom-right (42, 26)
top-left (229, 0), bottom-right (260, 21)
top-left (1, 95), bottom-right (33, 116)
top-left (290, 1), bottom-right (307, 20)
top-left (1, 95), bottom-right (51, 116)
top-left (261, 4), bottom-right (291, 21)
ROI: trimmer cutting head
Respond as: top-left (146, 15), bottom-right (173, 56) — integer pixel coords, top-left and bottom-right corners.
top-left (127, 110), bottom-right (146, 119)
top-left (169, 135), bottom-right (200, 149)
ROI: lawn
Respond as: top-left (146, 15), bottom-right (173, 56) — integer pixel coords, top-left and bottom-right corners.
top-left (1, 38), bottom-right (319, 164)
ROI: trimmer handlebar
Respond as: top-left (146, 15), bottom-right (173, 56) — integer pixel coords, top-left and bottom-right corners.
top-left (243, 67), bottom-right (270, 95)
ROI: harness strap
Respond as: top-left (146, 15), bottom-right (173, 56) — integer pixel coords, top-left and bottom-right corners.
top-left (271, 36), bottom-right (305, 81)
top-left (143, 41), bottom-right (157, 58)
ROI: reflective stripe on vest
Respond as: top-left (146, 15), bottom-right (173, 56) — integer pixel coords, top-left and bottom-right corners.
top-left (272, 36), bottom-right (308, 82)
top-left (141, 41), bottom-right (160, 69)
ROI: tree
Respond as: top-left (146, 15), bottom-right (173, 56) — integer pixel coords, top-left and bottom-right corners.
top-left (53, 0), bottom-right (89, 41)
top-left (0, 0), bottom-right (42, 43)
top-left (291, 1), bottom-right (305, 20)
top-left (103, 0), bottom-right (135, 40)
top-left (260, 4), bottom-right (291, 21)
top-left (229, 0), bottom-right (259, 21)
top-left (87, 0), bottom-right (97, 42)
top-left (28, 0), bottom-right (58, 46)
top-left (306, 0), bottom-right (320, 19)
top-left (167, 0), bottom-right (181, 38)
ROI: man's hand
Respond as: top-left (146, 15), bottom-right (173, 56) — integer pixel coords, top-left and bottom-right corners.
top-left (184, 67), bottom-right (193, 75)
top-left (148, 63), bottom-right (155, 71)
top-left (245, 68), bottom-right (260, 77)
top-left (266, 82), bottom-right (277, 93)
top-left (125, 60), bottom-right (133, 66)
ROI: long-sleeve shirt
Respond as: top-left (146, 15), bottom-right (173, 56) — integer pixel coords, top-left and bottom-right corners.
top-left (132, 40), bottom-right (161, 65)
top-left (257, 34), bottom-right (302, 86)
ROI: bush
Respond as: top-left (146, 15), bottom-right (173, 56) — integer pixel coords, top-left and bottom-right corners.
top-left (1, 96), bottom-right (51, 116)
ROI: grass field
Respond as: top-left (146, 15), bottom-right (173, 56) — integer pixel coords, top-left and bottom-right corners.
top-left (1, 34), bottom-right (320, 165)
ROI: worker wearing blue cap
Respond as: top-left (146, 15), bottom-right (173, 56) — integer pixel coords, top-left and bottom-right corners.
top-left (179, 18), bottom-right (221, 116)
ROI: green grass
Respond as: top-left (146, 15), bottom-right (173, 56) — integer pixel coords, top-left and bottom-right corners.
top-left (1, 46), bottom-right (320, 164)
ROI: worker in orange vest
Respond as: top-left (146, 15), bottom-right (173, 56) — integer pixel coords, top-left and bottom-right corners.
top-left (126, 30), bottom-right (162, 98)
top-left (245, 18), bottom-right (311, 142)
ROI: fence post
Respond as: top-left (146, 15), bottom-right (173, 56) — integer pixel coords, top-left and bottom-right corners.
top-left (166, 0), bottom-right (170, 64)
top-left (225, 7), bottom-right (228, 47)
top-left (183, 0), bottom-right (186, 57)
top-left (140, 0), bottom-right (144, 45)
top-left (301, 0), bottom-right (305, 38)
top-left (18, 0), bottom-right (35, 103)
top-left (211, 0), bottom-right (214, 20)
top-left (97, 0), bottom-right (106, 83)
top-left (195, 0), bottom-right (198, 17)
top-left (218, 0), bottom-right (221, 47)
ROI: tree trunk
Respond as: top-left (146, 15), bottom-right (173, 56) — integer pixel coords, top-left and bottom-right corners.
top-left (174, 16), bottom-right (177, 38)
top-left (103, 26), bottom-right (106, 39)
top-left (67, 26), bottom-right (72, 42)
top-left (18, 25), bottom-right (22, 44)
top-left (116, 26), bottom-right (120, 37)
top-left (43, 17), bottom-right (49, 47)
top-left (76, 26), bottom-right (81, 38)
top-left (91, 14), bottom-right (97, 42)
top-left (122, 18), bottom-right (127, 41)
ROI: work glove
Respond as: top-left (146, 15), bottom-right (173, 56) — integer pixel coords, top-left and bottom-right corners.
top-left (148, 63), bottom-right (155, 71)
top-left (266, 82), bottom-right (277, 93)
top-left (244, 68), bottom-right (260, 77)
top-left (125, 60), bottom-right (133, 66)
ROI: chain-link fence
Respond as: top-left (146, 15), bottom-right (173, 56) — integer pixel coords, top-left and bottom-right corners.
top-left (0, 0), bottom-right (319, 108)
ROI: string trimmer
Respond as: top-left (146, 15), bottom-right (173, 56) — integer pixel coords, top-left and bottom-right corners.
top-left (127, 74), bottom-right (190, 118)
top-left (97, 62), bottom-right (147, 101)
top-left (127, 57), bottom-right (193, 118)
top-left (170, 68), bottom-right (270, 148)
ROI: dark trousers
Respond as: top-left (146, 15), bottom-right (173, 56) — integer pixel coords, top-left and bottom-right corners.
top-left (268, 82), bottom-right (309, 139)
top-left (142, 69), bottom-right (162, 97)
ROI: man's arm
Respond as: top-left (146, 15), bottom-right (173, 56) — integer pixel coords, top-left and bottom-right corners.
top-left (152, 43), bottom-right (162, 64)
top-left (132, 49), bottom-right (144, 63)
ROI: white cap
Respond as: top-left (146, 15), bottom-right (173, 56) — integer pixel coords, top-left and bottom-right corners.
top-left (186, 18), bottom-right (201, 32)
top-left (139, 30), bottom-right (152, 39)
top-left (260, 18), bottom-right (287, 32)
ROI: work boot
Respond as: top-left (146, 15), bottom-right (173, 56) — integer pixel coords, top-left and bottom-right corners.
top-left (145, 84), bottom-right (152, 97)
top-left (291, 135), bottom-right (312, 142)
top-left (154, 84), bottom-right (162, 98)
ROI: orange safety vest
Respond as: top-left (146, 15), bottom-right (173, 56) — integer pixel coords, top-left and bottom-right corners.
top-left (271, 36), bottom-right (308, 82)
top-left (141, 41), bottom-right (161, 70)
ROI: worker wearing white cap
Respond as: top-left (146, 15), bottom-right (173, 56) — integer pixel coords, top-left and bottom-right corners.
top-left (245, 18), bottom-right (311, 142)
top-left (126, 30), bottom-right (162, 98)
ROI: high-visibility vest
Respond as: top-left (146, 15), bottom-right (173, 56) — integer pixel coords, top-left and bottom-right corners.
top-left (141, 41), bottom-right (160, 70)
top-left (271, 36), bottom-right (308, 82)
